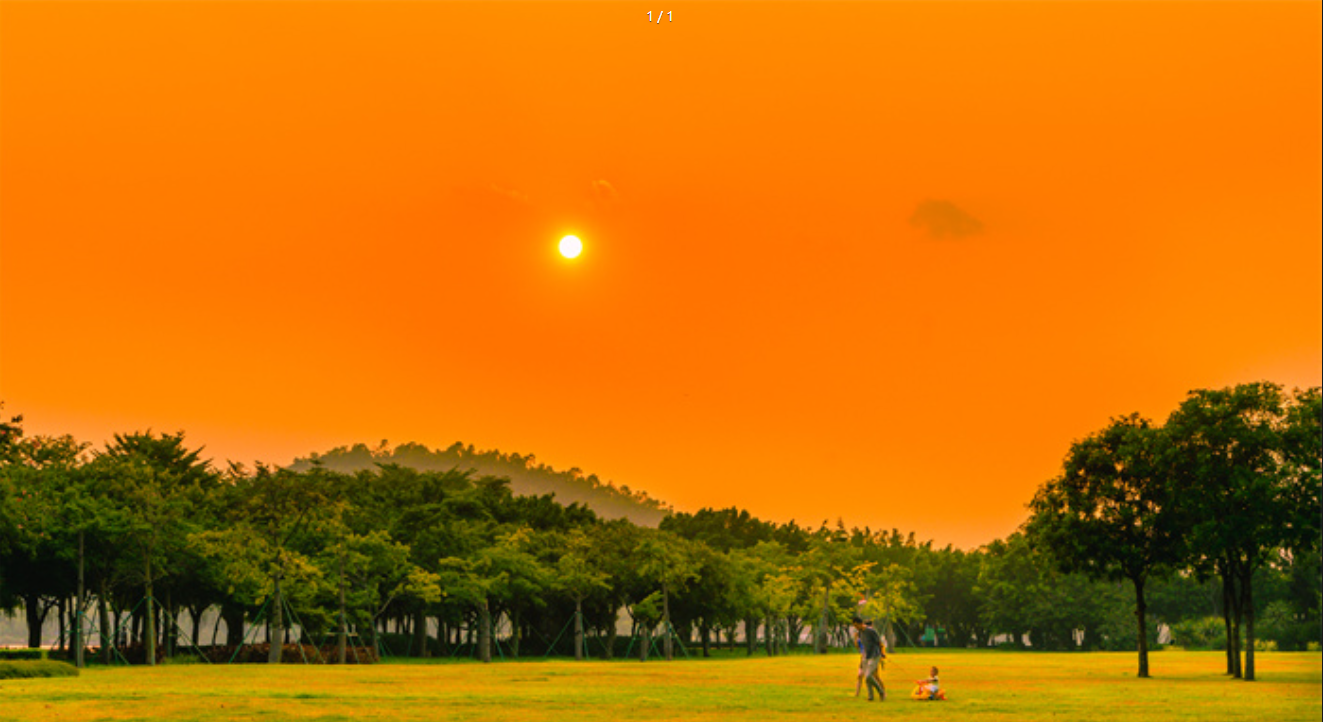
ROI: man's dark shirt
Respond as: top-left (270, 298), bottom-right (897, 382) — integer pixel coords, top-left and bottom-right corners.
top-left (861, 626), bottom-right (883, 659)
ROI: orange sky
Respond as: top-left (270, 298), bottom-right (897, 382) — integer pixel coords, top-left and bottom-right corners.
top-left (2, 1), bottom-right (1319, 549)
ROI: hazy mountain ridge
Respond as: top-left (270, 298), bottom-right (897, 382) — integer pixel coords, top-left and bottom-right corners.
top-left (288, 440), bottom-right (670, 526)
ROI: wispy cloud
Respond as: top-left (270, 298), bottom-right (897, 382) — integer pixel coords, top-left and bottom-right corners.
top-left (488, 183), bottom-right (529, 205)
top-left (590, 179), bottom-right (619, 209)
top-left (909, 200), bottom-right (983, 239)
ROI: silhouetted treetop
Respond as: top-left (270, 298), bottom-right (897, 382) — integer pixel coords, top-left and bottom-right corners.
top-left (290, 441), bottom-right (669, 526)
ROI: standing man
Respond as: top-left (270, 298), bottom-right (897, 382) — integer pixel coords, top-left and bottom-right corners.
top-left (851, 617), bottom-right (866, 697)
top-left (851, 616), bottom-right (887, 701)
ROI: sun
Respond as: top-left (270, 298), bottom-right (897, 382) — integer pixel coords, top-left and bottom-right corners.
top-left (559, 235), bottom-right (583, 259)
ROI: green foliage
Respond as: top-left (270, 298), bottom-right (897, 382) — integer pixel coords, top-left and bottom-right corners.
top-left (630, 591), bottom-right (665, 625)
top-left (1096, 587), bottom-right (1163, 651)
top-left (551, 528), bottom-right (611, 603)
top-left (159, 653), bottom-right (204, 665)
top-left (977, 533), bottom-right (1109, 651)
top-left (1171, 617), bottom-right (1227, 650)
top-left (1257, 600), bottom-right (1319, 651)
top-left (1028, 414), bottom-right (1182, 583)
top-left (0, 648), bottom-right (46, 660)
top-left (660, 507), bottom-right (780, 551)
top-left (1168, 383), bottom-right (1308, 571)
top-left (0, 402), bottom-right (24, 463)
top-left (0, 660), bottom-right (79, 679)
top-left (860, 562), bottom-right (926, 630)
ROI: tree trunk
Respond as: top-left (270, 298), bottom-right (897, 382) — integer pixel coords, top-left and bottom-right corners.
top-left (24, 593), bottom-right (44, 649)
top-left (1229, 565), bottom-right (1243, 678)
top-left (74, 531), bottom-right (85, 667)
top-left (744, 617), bottom-right (756, 656)
top-left (816, 584), bottom-right (830, 654)
top-left (478, 598), bottom-right (492, 663)
top-left (640, 621), bottom-right (651, 662)
top-left (99, 582), bottom-right (112, 664)
top-left (573, 600), bottom-right (585, 661)
top-left (1222, 568), bottom-right (1233, 674)
top-left (1134, 575), bottom-right (1149, 678)
top-left (414, 609), bottom-right (429, 658)
top-left (267, 574), bottom-right (284, 665)
top-left (662, 583), bottom-right (673, 660)
top-left (509, 608), bottom-right (521, 659)
top-left (145, 555), bottom-right (157, 666)
top-left (223, 602), bottom-right (246, 647)
top-left (1242, 566), bottom-right (1256, 681)
top-left (164, 588), bottom-right (174, 659)
top-left (700, 621), bottom-right (711, 658)
top-left (604, 607), bottom-right (617, 660)
top-left (1222, 568), bottom-right (1236, 675)
top-left (56, 596), bottom-right (66, 653)
top-left (338, 550), bottom-right (347, 665)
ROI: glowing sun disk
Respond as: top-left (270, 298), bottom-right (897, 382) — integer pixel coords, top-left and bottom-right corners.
top-left (559, 235), bottom-right (582, 259)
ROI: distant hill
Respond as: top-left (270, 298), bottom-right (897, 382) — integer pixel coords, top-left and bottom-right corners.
top-left (288, 441), bottom-right (670, 526)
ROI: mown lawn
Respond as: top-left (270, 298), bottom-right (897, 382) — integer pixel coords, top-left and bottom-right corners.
top-left (1, 649), bottom-right (1318, 721)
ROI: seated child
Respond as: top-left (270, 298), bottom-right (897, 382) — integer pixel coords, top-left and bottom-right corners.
top-left (911, 666), bottom-right (944, 701)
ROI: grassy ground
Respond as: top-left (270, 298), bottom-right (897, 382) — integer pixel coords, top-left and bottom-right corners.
top-left (1, 649), bottom-right (1318, 721)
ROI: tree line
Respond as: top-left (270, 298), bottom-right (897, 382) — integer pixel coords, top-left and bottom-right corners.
top-left (0, 381), bottom-right (1318, 682)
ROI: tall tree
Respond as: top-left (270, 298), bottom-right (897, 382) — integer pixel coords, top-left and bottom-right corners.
top-left (798, 531), bottom-right (860, 654)
top-left (483, 527), bottom-right (550, 659)
top-left (94, 431), bottom-right (215, 665)
top-left (1027, 414), bottom-right (1184, 677)
top-left (32, 437), bottom-right (94, 667)
top-left (550, 529), bottom-right (610, 660)
top-left (192, 463), bottom-right (327, 664)
top-left (436, 521), bottom-right (503, 663)
top-left (1165, 383), bottom-right (1318, 681)
top-left (634, 529), bottom-right (698, 660)
top-left (860, 562), bottom-right (926, 649)
top-left (925, 547), bottom-right (987, 647)
top-left (0, 458), bottom-right (71, 650)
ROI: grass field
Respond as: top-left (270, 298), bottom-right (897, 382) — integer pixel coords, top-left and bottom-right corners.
top-left (1, 649), bottom-right (1318, 722)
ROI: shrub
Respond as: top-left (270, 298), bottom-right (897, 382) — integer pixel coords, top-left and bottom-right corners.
top-left (1170, 617), bottom-right (1225, 650)
top-left (0, 660), bottom-right (79, 680)
top-left (1256, 601), bottom-right (1318, 651)
top-left (161, 654), bottom-right (203, 665)
top-left (0, 648), bottom-right (46, 661)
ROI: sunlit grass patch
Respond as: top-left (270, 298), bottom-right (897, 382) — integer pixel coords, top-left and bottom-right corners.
top-left (1, 649), bottom-right (1317, 721)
